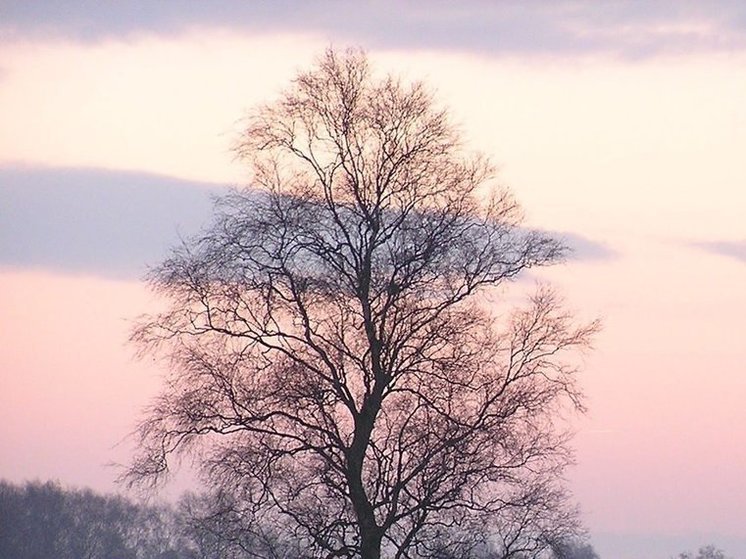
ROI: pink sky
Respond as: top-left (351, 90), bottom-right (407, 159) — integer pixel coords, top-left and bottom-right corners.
top-left (1, 4), bottom-right (745, 558)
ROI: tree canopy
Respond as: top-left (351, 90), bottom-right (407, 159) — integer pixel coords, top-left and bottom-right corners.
top-left (127, 48), bottom-right (598, 559)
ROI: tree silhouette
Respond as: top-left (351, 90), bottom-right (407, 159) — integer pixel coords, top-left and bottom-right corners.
top-left (0, 480), bottom-right (190, 559)
top-left (127, 48), bottom-right (598, 559)
top-left (676, 545), bottom-right (732, 559)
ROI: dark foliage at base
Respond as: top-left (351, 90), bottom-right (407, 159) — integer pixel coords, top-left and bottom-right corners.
top-left (0, 480), bottom-right (230, 559)
top-left (0, 479), bottom-right (599, 559)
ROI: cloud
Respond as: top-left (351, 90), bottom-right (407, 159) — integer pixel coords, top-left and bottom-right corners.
top-left (0, 165), bottom-right (223, 279)
top-left (2, 1), bottom-right (746, 58)
top-left (558, 232), bottom-right (616, 262)
top-left (0, 165), bottom-right (612, 280)
top-left (693, 240), bottom-right (746, 263)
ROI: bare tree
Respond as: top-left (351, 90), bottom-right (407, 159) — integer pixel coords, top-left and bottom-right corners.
top-left (126, 48), bottom-right (598, 559)
top-left (0, 479), bottom-right (192, 559)
top-left (549, 537), bottom-right (600, 559)
top-left (676, 545), bottom-right (732, 559)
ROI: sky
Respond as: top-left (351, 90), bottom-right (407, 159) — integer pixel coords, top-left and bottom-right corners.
top-left (1, 2), bottom-right (745, 558)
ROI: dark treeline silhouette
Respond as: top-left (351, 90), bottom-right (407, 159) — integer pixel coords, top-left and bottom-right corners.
top-left (0, 479), bottom-right (601, 559)
top-left (675, 545), bottom-right (733, 559)
top-left (0, 479), bottom-right (248, 559)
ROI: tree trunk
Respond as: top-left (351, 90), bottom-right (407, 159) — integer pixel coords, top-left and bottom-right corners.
top-left (348, 395), bottom-right (383, 559)
top-left (360, 531), bottom-right (382, 559)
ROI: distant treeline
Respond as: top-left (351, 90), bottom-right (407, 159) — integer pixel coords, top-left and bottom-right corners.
top-left (0, 479), bottom-right (620, 559)
top-left (0, 479), bottom-right (246, 559)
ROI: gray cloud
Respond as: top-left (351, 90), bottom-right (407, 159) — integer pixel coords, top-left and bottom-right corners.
top-left (2, 1), bottom-right (746, 58)
top-left (693, 240), bottom-right (746, 263)
top-left (0, 165), bottom-right (612, 280)
top-left (557, 231), bottom-right (616, 262)
top-left (0, 165), bottom-right (223, 279)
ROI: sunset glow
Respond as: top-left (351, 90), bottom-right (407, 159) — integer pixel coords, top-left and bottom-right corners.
top-left (1, 4), bottom-right (745, 558)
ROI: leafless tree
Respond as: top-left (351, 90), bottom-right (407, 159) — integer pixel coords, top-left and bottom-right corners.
top-left (126, 48), bottom-right (599, 559)
top-left (676, 545), bottom-right (732, 559)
